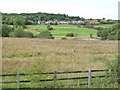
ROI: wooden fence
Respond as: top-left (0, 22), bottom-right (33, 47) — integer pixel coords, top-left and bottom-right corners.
top-left (0, 69), bottom-right (110, 88)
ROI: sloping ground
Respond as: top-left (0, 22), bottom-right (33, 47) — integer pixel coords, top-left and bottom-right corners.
top-left (2, 38), bottom-right (118, 73)
top-left (26, 25), bottom-right (97, 38)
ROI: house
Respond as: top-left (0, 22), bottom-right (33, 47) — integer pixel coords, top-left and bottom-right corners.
top-left (59, 21), bottom-right (68, 24)
top-left (37, 21), bottom-right (45, 25)
top-left (45, 20), bottom-right (53, 24)
top-left (77, 21), bottom-right (85, 24)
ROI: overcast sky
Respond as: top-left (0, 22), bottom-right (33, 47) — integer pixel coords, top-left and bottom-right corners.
top-left (0, 0), bottom-right (119, 20)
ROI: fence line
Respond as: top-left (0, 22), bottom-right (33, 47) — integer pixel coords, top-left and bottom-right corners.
top-left (0, 69), bottom-right (108, 77)
top-left (0, 69), bottom-right (110, 88)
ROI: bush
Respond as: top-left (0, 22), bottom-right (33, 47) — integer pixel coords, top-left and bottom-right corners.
top-left (24, 32), bottom-right (34, 38)
top-left (97, 23), bottom-right (120, 40)
top-left (66, 33), bottom-right (74, 37)
top-left (103, 58), bottom-right (119, 88)
top-left (47, 24), bottom-right (54, 31)
top-left (61, 37), bottom-right (67, 40)
top-left (39, 30), bottom-right (54, 39)
top-left (9, 27), bottom-right (34, 38)
top-left (97, 29), bottom-right (109, 40)
top-left (2, 24), bottom-right (14, 37)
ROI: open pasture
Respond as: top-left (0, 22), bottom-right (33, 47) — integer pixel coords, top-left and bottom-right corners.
top-left (2, 38), bottom-right (118, 74)
top-left (25, 25), bottom-right (97, 38)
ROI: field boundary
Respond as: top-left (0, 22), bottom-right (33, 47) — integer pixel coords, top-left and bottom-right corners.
top-left (0, 69), bottom-right (111, 88)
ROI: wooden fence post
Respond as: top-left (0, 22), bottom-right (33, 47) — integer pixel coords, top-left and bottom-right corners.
top-left (17, 72), bottom-right (20, 90)
top-left (88, 69), bottom-right (92, 87)
top-left (54, 71), bottom-right (57, 88)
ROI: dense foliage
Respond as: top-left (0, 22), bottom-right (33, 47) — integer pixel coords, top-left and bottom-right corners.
top-left (38, 30), bottom-right (54, 39)
top-left (97, 23), bottom-right (120, 40)
top-left (9, 27), bottom-right (34, 38)
top-left (2, 13), bottom-right (81, 25)
top-left (2, 24), bottom-right (14, 37)
top-left (66, 33), bottom-right (74, 37)
top-left (47, 24), bottom-right (54, 30)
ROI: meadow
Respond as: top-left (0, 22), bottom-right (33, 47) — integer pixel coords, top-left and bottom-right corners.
top-left (3, 38), bottom-right (117, 73)
top-left (95, 24), bottom-right (114, 28)
top-left (25, 24), bottom-right (97, 38)
top-left (2, 24), bottom-right (118, 88)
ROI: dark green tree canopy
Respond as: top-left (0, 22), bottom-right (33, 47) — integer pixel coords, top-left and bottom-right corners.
top-left (13, 16), bottom-right (26, 28)
top-left (97, 23), bottom-right (120, 40)
top-left (2, 24), bottom-right (14, 37)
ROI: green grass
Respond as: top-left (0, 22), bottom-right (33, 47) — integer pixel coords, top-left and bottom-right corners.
top-left (26, 25), bottom-right (97, 38)
top-left (95, 24), bottom-right (114, 28)
top-left (2, 38), bottom-right (118, 88)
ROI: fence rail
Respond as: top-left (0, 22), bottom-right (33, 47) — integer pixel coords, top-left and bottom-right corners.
top-left (0, 69), bottom-right (108, 77)
top-left (0, 69), bottom-right (110, 88)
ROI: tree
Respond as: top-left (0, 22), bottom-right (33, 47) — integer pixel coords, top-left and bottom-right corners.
top-left (97, 23), bottom-right (120, 40)
top-left (47, 24), bottom-right (53, 30)
top-left (13, 16), bottom-right (26, 28)
top-left (2, 24), bottom-right (14, 37)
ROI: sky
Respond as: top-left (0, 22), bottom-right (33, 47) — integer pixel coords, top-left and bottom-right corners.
top-left (0, 0), bottom-right (119, 20)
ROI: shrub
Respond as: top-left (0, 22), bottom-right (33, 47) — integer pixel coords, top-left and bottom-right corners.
top-left (61, 37), bottom-right (67, 40)
top-left (9, 28), bottom-right (25, 37)
top-left (103, 58), bottom-right (119, 88)
top-left (66, 33), bottom-right (74, 37)
top-left (97, 23), bottom-right (120, 40)
top-left (39, 30), bottom-right (54, 39)
top-left (47, 24), bottom-right (54, 31)
top-left (97, 29), bottom-right (109, 40)
top-left (2, 24), bottom-right (14, 37)
top-left (9, 27), bottom-right (34, 38)
top-left (24, 32), bottom-right (34, 38)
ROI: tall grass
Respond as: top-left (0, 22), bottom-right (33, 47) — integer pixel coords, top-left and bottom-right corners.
top-left (2, 38), bottom-right (118, 88)
top-left (2, 38), bottom-right (118, 73)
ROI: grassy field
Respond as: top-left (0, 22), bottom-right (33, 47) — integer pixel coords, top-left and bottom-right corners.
top-left (2, 38), bottom-right (118, 88)
top-left (25, 25), bottom-right (97, 38)
top-left (2, 38), bottom-right (118, 73)
top-left (24, 24), bottom-right (114, 38)
top-left (95, 24), bottom-right (114, 28)
top-left (2, 24), bottom-right (118, 88)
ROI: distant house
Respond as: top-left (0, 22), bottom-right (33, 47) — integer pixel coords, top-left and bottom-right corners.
top-left (45, 20), bottom-right (53, 24)
top-left (59, 21), bottom-right (68, 24)
top-left (53, 20), bottom-right (59, 24)
top-left (45, 20), bottom-right (59, 25)
top-left (38, 21), bottom-right (45, 25)
top-left (59, 20), bottom-right (85, 25)
top-left (38, 20), bottom-right (85, 25)
top-left (67, 21), bottom-right (72, 24)
top-left (77, 21), bottom-right (85, 24)
top-left (72, 21), bottom-right (78, 24)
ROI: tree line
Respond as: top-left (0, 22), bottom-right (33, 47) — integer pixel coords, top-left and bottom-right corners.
top-left (2, 12), bottom-right (82, 25)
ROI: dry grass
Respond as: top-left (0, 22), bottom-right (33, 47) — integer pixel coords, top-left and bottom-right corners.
top-left (2, 38), bottom-right (118, 73)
